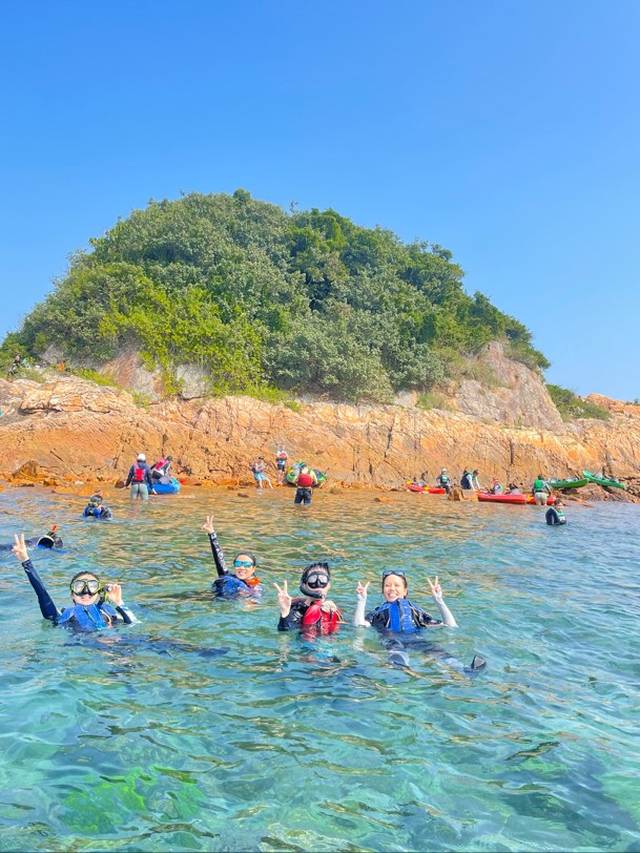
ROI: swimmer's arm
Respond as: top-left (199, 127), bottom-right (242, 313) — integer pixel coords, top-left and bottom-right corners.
top-left (114, 605), bottom-right (137, 624)
top-left (22, 559), bottom-right (61, 622)
top-left (202, 517), bottom-right (228, 577)
top-left (354, 581), bottom-right (371, 627)
top-left (427, 576), bottom-right (458, 628)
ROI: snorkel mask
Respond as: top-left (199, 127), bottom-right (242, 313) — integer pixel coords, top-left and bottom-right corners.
top-left (299, 562), bottom-right (331, 599)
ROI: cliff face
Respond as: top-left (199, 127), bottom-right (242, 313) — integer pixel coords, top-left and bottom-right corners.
top-left (1, 372), bottom-right (638, 492)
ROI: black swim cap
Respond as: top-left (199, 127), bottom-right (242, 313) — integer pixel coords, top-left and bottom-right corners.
top-left (300, 562), bottom-right (331, 599)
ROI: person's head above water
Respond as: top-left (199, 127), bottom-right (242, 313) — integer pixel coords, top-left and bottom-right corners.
top-left (88, 493), bottom-right (103, 507)
top-left (232, 552), bottom-right (257, 581)
top-left (37, 524), bottom-right (63, 549)
top-left (69, 570), bottom-right (102, 605)
top-left (381, 569), bottom-right (408, 602)
top-left (300, 562), bottom-right (331, 599)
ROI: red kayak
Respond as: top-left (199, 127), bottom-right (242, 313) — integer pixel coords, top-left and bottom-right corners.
top-left (406, 484), bottom-right (446, 495)
top-left (478, 492), bottom-right (556, 505)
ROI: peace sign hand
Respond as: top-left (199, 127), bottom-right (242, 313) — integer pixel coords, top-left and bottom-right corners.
top-left (273, 580), bottom-right (292, 617)
top-left (427, 575), bottom-right (444, 603)
top-left (202, 515), bottom-right (216, 535)
top-left (12, 533), bottom-right (29, 563)
top-left (356, 580), bottom-right (370, 600)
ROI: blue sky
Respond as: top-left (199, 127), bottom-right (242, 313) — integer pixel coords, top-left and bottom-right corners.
top-left (1, 0), bottom-right (638, 399)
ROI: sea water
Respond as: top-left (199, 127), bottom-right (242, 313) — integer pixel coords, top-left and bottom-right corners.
top-left (0, 487), bottom-right (638, 852)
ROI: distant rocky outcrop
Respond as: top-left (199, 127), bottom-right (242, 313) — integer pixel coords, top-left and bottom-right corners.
top-left (0, 372), bottom-right (638, 496)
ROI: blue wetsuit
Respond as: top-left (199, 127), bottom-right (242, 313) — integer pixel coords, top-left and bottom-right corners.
top-left (207, 530), bottom-right (261, 598)
top-left (366, 598), bottom-right (443, 633)
top-left (83, 505), bottom-right (113, 519)
top-left (22, 559), bottom-right (135, 631)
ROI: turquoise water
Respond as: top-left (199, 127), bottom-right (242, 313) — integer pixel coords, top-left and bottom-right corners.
top-left (0, 487), bottom-right (638, 852)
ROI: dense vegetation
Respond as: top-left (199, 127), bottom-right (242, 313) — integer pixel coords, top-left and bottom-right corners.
top-left (546, 384), bottom-right (609, 421)
top-left (1, 190), bottom-right (549, 401)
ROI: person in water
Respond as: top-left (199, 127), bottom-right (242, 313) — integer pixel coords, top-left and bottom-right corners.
top-left (12, 533), bottom-right (135, 630)
top-left (125, 453), bottom-right (156, 500)
top-left (294, 465), bottom-right (317, 506)
top-left (202, 515), bottom-right (262, 597)
top-left (532, 474), bottom-right (551, 506)
top-left (0, 525), bottom-right (63, 551)
top-left (354, 570), bottom-right (485, 671)
top-left (82, 493), bottom-right (113, 519)
top-left (274, 563), bottom-right (341, 636)
top-left (546, 498), bottom-right (567, 526)
top-left (150, 455), bottom-right (173, 482)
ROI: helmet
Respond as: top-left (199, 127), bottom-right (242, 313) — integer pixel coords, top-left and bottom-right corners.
top-left (137, 453), bottom-right (146, 462)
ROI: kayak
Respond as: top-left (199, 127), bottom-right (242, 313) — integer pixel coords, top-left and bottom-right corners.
top-left (548, 478), bottom-right (589, 490)
top-left (583, 470), bottom-right (626, 490)
top-left (478, 493), bottom-right (556, 505)
top-left (405, 483), bottom-right (446, 495)
top-left (285, 462), bottom-right (327, 488)
top-left (153, 477), bottom-right (181, 495)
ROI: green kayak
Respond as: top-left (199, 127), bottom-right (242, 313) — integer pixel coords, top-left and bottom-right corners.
top-left (548, 477), bottom-right (589, 490)
top-left (583, 470), bottom-right (626, 490)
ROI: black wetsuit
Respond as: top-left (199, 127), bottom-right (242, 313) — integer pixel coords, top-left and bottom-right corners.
top-left (546, 506), bottom-right (567, 525)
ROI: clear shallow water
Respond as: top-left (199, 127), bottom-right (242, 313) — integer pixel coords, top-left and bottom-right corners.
top-left (0, 487), bottom-right (638, 852)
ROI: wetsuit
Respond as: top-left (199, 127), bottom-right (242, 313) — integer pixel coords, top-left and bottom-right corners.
top-left (365, 598), bottom-right (483, 672)
top-left (546, 506), bottom-right (566, 525)
top-left (83, 505), bottom-right (113, 519)
top-left (278, 598), bottom-right (341, 636)
top-left (366, 599), bottom-right (443, 633)
top-left (21, 559), bottom-right (135, 630)
top-left (207, 528), bottom-right (261, 598)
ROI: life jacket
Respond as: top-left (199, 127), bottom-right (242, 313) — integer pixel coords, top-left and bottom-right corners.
top-left (57, 602), bottom-right (118, 631)
top-left (214, 574), bottom-right (261, 597)
top-left (300, 601), bottom-right (341, 635)
top-left (153, 458), bottom-right (167, 471)
top-left (533, 479), bottom-right (546, 493)
top-left (276, 451), bottom-right (288, 461)
top-left (133, 464), bottom-right (146, 483)
top-left (461, 473), bottom-right (472, 489)
top-left (372, 599), bottom-right (420, 633)
top-left (296, 472), bottom-right (314, 488)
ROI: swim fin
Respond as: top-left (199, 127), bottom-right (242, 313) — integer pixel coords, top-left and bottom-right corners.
top-left (470, 654), bottom-right (487, 671)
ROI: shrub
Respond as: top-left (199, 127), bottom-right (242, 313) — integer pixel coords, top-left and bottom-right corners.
top-left (546, 384), bottom-right (609, 420)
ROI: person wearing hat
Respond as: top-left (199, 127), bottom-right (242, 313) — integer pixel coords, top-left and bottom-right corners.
top-left (274, 563), bottom-right (341, 636)
top-left (124, 453), bottom-right (156, 500)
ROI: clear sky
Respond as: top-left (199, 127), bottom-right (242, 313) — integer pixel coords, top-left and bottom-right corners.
top-left (1, 0), bottom-right (638, 399)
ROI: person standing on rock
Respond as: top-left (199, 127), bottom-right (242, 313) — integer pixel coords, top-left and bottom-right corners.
top-left (275, 446), bottom-right (289, 485)
top-left (250, 457), bottom-right (273, 489)
top-left (125, 453), bottom-right (156, 500)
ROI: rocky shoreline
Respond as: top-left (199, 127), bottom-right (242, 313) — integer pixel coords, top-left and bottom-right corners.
top-left (1, 370), bottom-right (639, 503)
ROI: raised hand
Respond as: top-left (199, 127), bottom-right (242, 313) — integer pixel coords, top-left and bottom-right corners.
top-left (273, 580), bottom-right (292, 617)
top-left (202, 515), bottom-right (216, 535)
top-left (356, 580), bottom-right (370, 599)
top-left (105, 582), bottom-right (123, 606)
top-left (427, 575), bottom-right (444, 603)
top-left (12, 533), bottom-right (29, 563)
top-left (321, 599), bottom-right (339, 614)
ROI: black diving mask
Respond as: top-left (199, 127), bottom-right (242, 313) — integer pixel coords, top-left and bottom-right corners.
top-left (70, 579), bottom-right (100, 596)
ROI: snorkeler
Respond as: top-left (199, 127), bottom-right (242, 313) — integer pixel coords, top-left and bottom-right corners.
top-left (82, 493), bottom-right (113, 519)
top-left (274, 563), bottom-right (341, 636)
top-left (0, 525), bottom-right (63, 551)
top-left (202, 515), bottom-right (262, 597)
top-left (354, 570), bottom-right (485, 671)
top-left (12, 532), bottom-right (136, 630)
